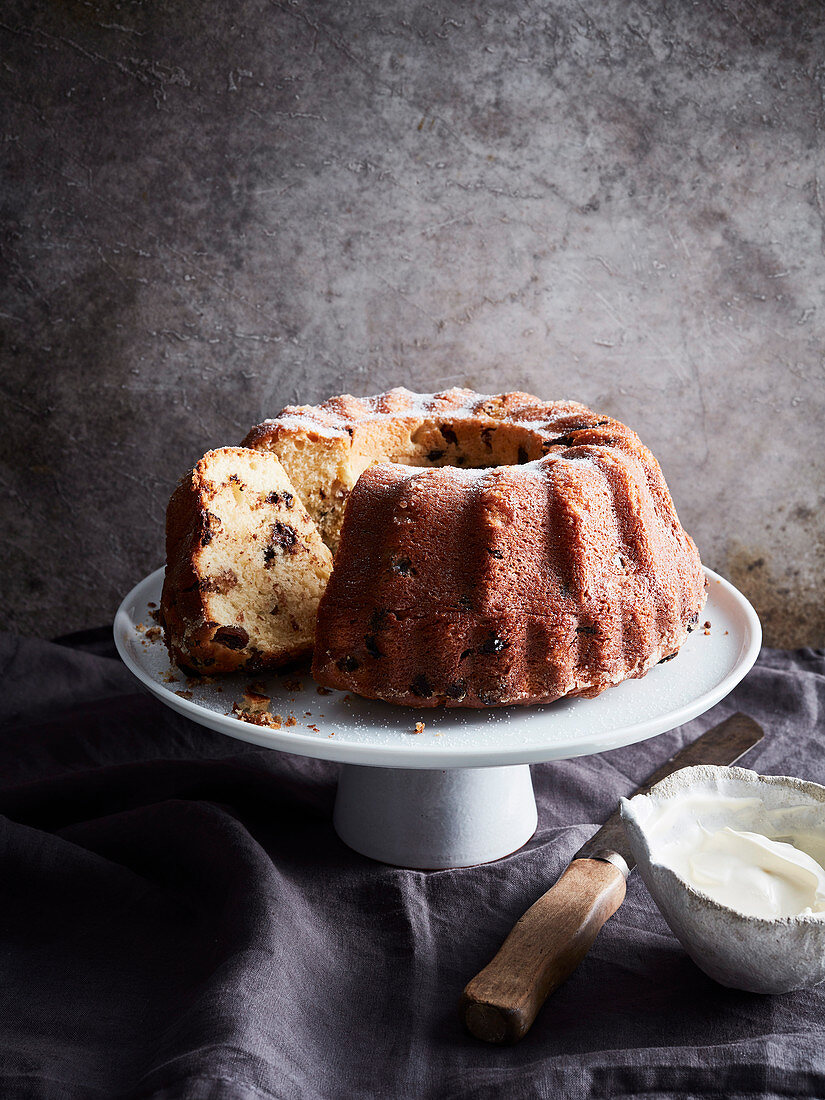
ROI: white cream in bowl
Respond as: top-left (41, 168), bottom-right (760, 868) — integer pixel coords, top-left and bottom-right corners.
top-left (620, 765), bottom-right (825, 993)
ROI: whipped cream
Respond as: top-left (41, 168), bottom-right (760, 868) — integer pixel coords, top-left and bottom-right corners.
top-left (641, 794), bottom-right (825, 920)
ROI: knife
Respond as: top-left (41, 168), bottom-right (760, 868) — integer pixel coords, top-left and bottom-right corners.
top-left (460, 712), bottom-right (764, 1044)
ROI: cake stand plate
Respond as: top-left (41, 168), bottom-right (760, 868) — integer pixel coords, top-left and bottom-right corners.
top-left (115, 568), bottom-right (761, 868)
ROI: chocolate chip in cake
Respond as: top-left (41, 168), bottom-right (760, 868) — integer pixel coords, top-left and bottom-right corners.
top-left (264, 522), bottom-right (298, 562)
top-left (549, 424), bottom-right (595, 448)
top-left (426, 449), bottom-right (445, 462)
top-left (477, 681), bottom-right (507, 705)
top-left (410, 674), bottom-right (433, 698)
top-left (480, 426), bottom-right (495, 449)
top-left (517, 445), bottom-right (529, 464)
top-left (479, 632), bottom-right (510, 655)
top-left (245, 650), bottom-right (266, 672)
top-left (487, 548), bottom-right (503, 559)
top-left (369, 608), bottom-right (388, 631)
top-left (576, 624), bottom-right (599, 635)
top-left (459, 648), bottom-right (473, 661)
top-left (337, 655), bottom-right (360, 672)
top-left (391, 557), bottom-right (417, 576)
top-left (446, 681), bottom-right (467, 701)
top-left (213, 625), bottom-right (249, 650)
top-left (200, 510), bottom-right (221, 545)
top-left (365, 635), bottom-right (383, 658)
top-left (200, 569), bottom-right (238, 594)
top-left (265, 490), bottom-right (294, 508)
top-left (441, 426), bottom-right (458, 446)
top-left (658, 653), bottom-right (677, 663)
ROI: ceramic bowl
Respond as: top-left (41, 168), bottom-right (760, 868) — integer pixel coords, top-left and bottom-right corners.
top-left (620, 765), bottom-right (825, 993)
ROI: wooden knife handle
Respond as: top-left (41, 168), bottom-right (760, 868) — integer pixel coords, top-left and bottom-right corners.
top-left (460, 858), bottom-right (627, 1044)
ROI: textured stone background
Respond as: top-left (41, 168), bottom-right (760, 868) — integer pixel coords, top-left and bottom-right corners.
top-left (2, 0), bottom-right (823, 645)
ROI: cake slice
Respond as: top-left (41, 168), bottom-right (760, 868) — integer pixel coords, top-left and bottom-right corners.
top-left (160, 447), bottom-right (333, 676)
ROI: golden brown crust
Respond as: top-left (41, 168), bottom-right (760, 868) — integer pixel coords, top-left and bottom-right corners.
top-left (242, 386), bottom-right (595, 452)
top-left (173, 389), bottom-right (705, 707)
top-left (305, 396), bottom-right (706, 707)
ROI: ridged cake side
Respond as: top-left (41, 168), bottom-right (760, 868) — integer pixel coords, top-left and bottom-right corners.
top-left (311, 418), bottom-right (706, 707)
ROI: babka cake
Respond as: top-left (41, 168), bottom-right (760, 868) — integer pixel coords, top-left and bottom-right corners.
top-left (160, 447), bottom-right (332, 676)
top-left (244, 387), bottom-right (706, 708)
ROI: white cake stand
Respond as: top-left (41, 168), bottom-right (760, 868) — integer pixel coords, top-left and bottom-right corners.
top-left (114, 568), bottom-right (760, 869)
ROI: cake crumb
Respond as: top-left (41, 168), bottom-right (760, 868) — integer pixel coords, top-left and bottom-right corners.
top-left (283, 678), bottom-right (303, 692)
top-left (242, 686), bottom-right (271, 712)
top-left (175, 690), bottom-right (194, 700)
top-left (412, 721), bottom-right (425, 735)
top-left (162, 670), bottom-right (179, 684)
top-left (147, 601), bottom-right (157, 609)
top-left (704, 621), bottom-right (711, 629)
top-left (317, 686), bottom-right (333, 696)
top-left (233, 702), bottom-right (282, 729)
top-left (145, 626), bottom-right (162, 643)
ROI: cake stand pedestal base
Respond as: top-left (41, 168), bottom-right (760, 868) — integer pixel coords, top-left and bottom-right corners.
top-left (333, 763), bottom-right (538, 869)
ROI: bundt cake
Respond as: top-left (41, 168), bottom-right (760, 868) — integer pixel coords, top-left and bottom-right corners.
top-left (278, 388), bottom-right (707, 708)
top-left (164, 388), bottom-right (704, 708)
top-left (160, 447), bottom-right (332, 676)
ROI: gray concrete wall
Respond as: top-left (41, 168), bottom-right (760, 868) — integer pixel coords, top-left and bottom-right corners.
top-left (2, 0), bottom-right (823, 646)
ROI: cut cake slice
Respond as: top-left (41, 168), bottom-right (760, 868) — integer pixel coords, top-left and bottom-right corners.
top-left (160, 447), bottom-right (333, 676)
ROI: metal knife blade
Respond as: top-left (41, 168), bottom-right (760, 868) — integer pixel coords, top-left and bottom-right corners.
top-left (573, 712), bottom-right (764, 877)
